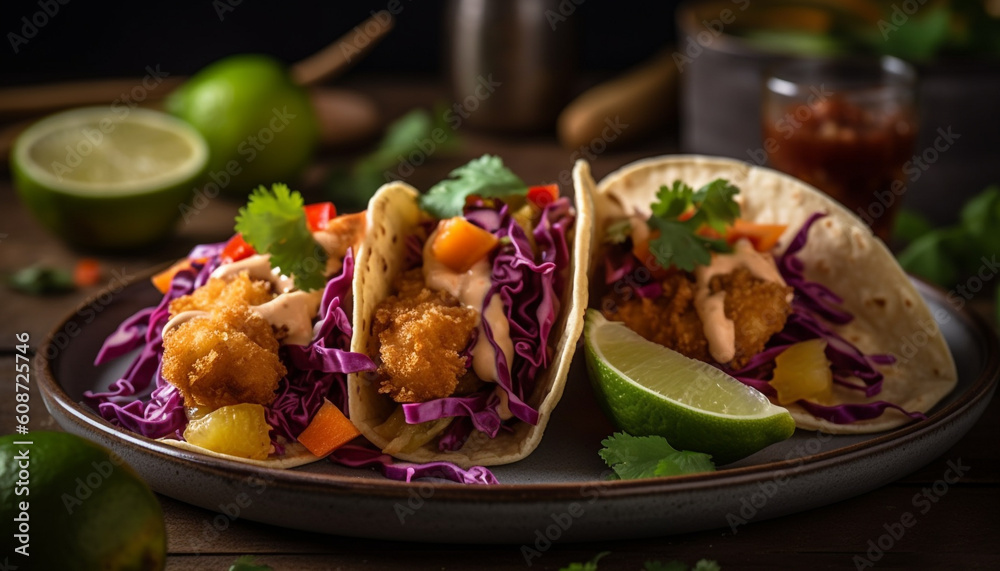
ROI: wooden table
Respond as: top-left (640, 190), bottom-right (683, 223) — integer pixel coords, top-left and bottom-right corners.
top-left (2, 78), bottom-right (998, 570)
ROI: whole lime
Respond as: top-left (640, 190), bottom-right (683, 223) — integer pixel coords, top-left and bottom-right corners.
top-left (11, 107), bottom-right (208, 251)
top-left (0, 431), bottom-right (166, 570)
top-left (167, 54), bottom-right (319, 195)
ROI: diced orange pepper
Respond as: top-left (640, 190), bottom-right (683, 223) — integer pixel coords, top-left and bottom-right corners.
top-left (296, 400), bottom-right (361, 457)
top-left (631, 230), bottom-right (670, 280)
top-left (151, 259), bottom-right (195, 294)
top-left (725, 219), bottom-right (788, 252)
top-left (431, 217), bottom-right (499, 273)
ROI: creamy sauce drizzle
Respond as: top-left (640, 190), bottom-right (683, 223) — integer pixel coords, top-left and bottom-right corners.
top-left (693, 238), bottom-right (787, 363)
top-left (210, 254), bottom-right (296, 294)
top-left (422, 227), bottom-right (515, 412)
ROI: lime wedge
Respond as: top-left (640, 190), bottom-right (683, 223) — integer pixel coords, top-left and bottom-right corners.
top-left (584, 309), bottom-right (795, 464)
top-left (12, 107), bottom-right (208, 250)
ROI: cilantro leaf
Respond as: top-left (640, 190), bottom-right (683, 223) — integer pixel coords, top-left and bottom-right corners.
top-left (691, 179), bottom-right (741, 233)
top-left (647, 217), bottom-right (712, 272)
top-left (599, 432), bottom-right (715, 480)
top-left (644, 561), bottom-right (689, 571)
top-left (646, 179), bottom-right (741, 271)
top-left (419, 154), bottom-right (527, 218)
top-left (229, 555), bottom-right (274, 571)
top-left (7, 265), bottom-right (75, 295)
top-left (234, 184), bottom-right (327, 292)
top-left (559, 552), bottom-right (610, 571)
top-left (644, 559), bottom-right (721, 571)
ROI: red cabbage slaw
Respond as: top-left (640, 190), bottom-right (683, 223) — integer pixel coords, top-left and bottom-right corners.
top-left (400, 198), bottom-right (575, 450)
top-left (727, 213), bottom-right (925, 424)
top-left (85, 244), bottom-right (499, 484)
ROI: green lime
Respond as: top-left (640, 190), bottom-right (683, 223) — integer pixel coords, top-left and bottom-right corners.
top-left (584, 309), bottom-right (795, 464)
top-left (11, 106), bottom-right (208, 251)
top-left (167, 54), bottom-right (319, 195)
top-left (0, 431), bottom-right (166, 570)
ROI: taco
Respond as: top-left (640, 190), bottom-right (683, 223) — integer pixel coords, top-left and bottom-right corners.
top-left (87, 184), bottom-right (376, 468)
top-left (348, 156), bottom-right (592, 466)
top-left (586, 155), bottom-right (956, 434)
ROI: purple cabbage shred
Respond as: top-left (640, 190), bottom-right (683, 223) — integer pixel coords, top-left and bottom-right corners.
top-left (329, 444), bottom-right (499, 485)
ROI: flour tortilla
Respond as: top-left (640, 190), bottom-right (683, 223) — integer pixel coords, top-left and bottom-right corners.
top-left (588, 155), bottom-right (957, 433)
top-left (159, 439), bottom-right (320, 468)
top-left (347, 163), bottom-right (593, 467)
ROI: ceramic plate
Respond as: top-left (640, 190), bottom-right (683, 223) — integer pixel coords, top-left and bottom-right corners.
top-left (37, 277), bottom-right (998, 543)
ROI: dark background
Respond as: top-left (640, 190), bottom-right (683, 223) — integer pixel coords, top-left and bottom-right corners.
top-left (1, 0), bottom-right (682, 85)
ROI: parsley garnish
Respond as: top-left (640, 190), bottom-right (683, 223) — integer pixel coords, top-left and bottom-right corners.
top-left (599, 432), bottom-right (715, 480)
top-left (419, 154), bottom-right (527, 218)
top-left (646, 179), bottom-right (741, 272)
top-left (234, 183), bottom-right (327, 292)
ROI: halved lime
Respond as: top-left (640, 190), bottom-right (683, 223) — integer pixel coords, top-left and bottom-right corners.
top-left (584, 309), bottom-right (795, 464)
top-left (11, 106), bottom-right (208, 250)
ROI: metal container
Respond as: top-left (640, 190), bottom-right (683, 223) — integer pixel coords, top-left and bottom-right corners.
top-left (445, 0), bottom-right (578, 133)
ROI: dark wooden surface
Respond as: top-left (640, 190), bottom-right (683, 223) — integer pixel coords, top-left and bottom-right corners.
top-left (2, 78), bottom-right (998, 570)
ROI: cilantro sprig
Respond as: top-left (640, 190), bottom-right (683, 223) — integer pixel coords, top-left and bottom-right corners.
top-left (234, 184), bottom-right (327, 292)
top-left (599, 432), bottom-right (715, 480)
top-left (646, 179), bottom-right (741, 272)
top-left (419, 154), bottom-right (528, 218)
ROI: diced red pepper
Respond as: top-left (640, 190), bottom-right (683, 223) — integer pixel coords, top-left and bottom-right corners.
top-left (527, 184), bottom-right (559, 208)
top-left (73, 258), bottom-right (102, 288)
top-left (221, 233), bottom-right (256, 263)
top-left (305, 202), bottom-right (337, 232)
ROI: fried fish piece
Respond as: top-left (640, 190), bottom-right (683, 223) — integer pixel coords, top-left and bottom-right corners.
top-left (373, 269), bottom-right (478, 403)
top-left (710, 267), bottom-right (792, 369)
top-left (162, 305), bottom-right (286, 410)
top-left (168, 273), bottom-right (274, 317)
top-left (602, 272), bottom-right (712, 363)
top-left (602, 267), bottom-right (791, 369)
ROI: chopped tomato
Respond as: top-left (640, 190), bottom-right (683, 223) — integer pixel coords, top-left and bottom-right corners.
top-left (726, 219), bottom-right (788, 252)
top-left (305, 202), bottom-right (337, 232)
top-left (527, 184), bottom-right (559, 208)
top-left (631, 230), bottom-right (670, 281)
top-left (73, 258), bottom-right (102, 288)
top-left (221, 233), bottom-right (256, 263)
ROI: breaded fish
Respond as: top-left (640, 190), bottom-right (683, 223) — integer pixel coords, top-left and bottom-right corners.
top-left (603, 267), bottom-right (791, 369)
top-left (169, 273), bottom-right (274, 316)
top-left (373, 269), bottom-right (478, 403)
top-left (162, 305), bottom-right (286, 410)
